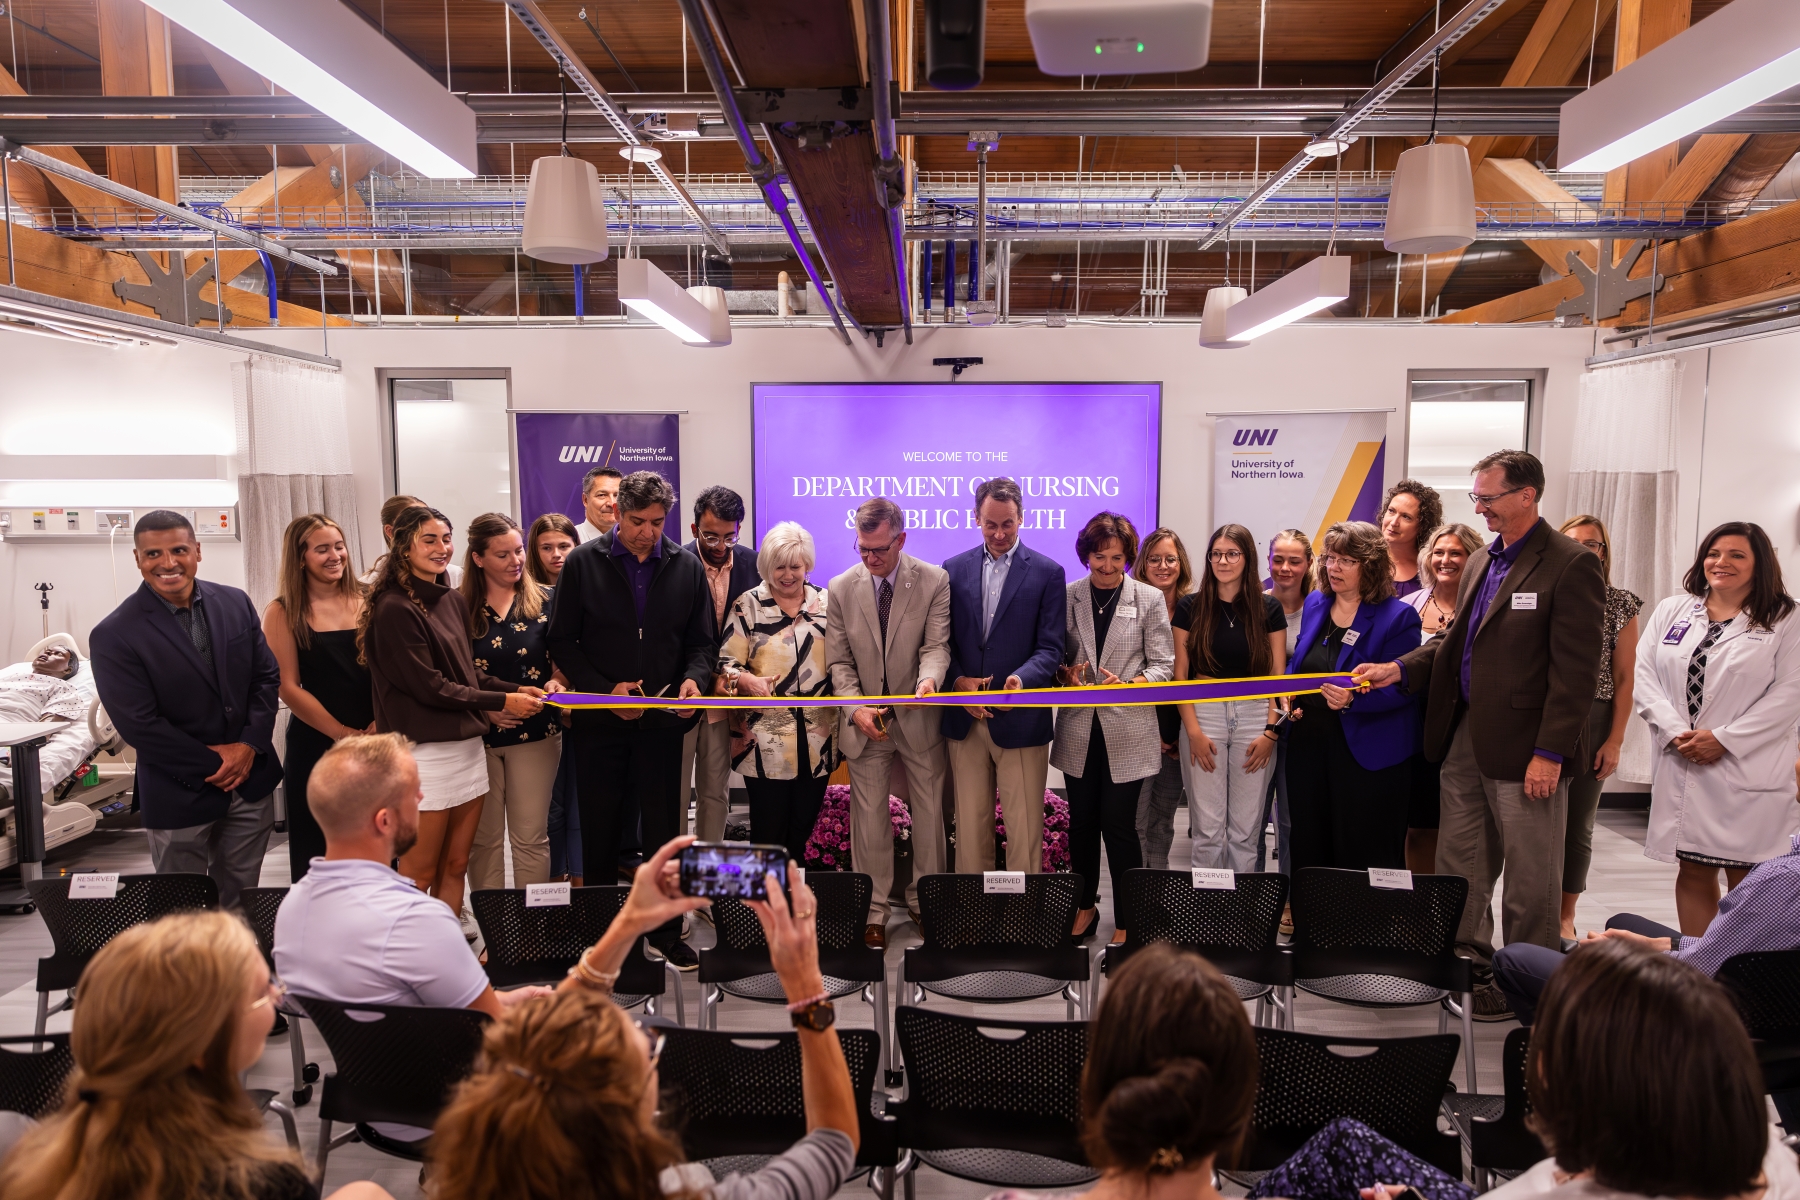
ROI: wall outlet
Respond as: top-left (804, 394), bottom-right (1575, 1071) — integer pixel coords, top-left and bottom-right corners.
top-left (97, 510), bottom-right (132, 532)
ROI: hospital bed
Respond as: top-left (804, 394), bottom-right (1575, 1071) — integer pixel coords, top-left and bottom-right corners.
top-left (0, 634), bottom-right (133, 870)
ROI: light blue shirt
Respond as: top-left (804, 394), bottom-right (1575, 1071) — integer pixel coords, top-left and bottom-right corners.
top-left (980, 541), bottom-right (1020, 639)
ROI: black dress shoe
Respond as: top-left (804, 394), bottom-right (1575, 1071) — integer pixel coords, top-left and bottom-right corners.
top-left (1070, 909), bottom-right (1099, 943)
top-left (651, 940), bottom-right (700, 971)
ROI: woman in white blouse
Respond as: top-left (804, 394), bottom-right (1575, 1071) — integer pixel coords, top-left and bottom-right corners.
top-left (1635, 521), bottom-right (1800, 936)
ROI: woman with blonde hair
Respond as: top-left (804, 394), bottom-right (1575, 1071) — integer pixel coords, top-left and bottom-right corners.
top-left (0, 910), bottom-right (390, 1200)
top-left (262, 513), bottom-right (371, 882)
top-left (1132, 529), bottom-right (1193, 870)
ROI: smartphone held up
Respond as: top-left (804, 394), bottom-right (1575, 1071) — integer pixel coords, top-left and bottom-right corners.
top-left (677, 841), bottom-right (789, 900)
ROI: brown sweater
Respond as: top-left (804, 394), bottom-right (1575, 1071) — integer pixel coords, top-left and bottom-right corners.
top-left (367, 576), bottom-right (516, 744)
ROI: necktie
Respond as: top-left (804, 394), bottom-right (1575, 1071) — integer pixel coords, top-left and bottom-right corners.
top-left (1687, 620), bottom-right (1727, 724)
top-left (878, 578), bottom-right (893, 647)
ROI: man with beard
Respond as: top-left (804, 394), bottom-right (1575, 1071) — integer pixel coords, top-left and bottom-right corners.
top-left (680, 485), bottom-right (760, 842)
top-left (274, 734), bottom-right (549, 1144)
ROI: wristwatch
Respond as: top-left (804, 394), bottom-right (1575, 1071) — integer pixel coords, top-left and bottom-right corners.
top-left (789, 997), bottom-right (837, 1032)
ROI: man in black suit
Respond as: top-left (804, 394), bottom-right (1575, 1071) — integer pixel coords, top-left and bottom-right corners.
top-left (548, 471), bottom-right (713, 967)
top-left (90, 510), bottom-right (282, 907)
top-left (680, 485), bottom-right (760, 843)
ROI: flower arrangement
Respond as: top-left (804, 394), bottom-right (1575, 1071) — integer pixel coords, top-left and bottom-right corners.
top-left (993, 789), bottom-right (1072, 873)
top-left (804, 784), bottom-right (912, 871)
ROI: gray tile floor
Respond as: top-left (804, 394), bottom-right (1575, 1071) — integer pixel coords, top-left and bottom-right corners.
top-left (0, 806), bottom-right (1676, 1198)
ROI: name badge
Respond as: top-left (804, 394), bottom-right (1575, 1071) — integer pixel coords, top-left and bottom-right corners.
top-left (69, 872), bottom-right (120, 899)
top-left (1663, 621), bottom-right (1692, 645)
top-left (1340, 629), bottom-right (1361, 646)
top-left (1511, 593), bottom-right (1538, 610)
top-left (1115, 605), bottom-right (1138, 619)
top-left (1192, 868), bottom-right (1236, 890)
top-left (525, 881), bottom-right (571, 907)
top-left (1368, 868), bottom-right (1414, 891)
top-left (1747, 632), bottom-right (1771, 643)
top-left (983, 871), bottom-right (1026, 894)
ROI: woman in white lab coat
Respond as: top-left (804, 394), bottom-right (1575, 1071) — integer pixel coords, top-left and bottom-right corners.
top-left (1636, 521), bottom-right (1800, 936)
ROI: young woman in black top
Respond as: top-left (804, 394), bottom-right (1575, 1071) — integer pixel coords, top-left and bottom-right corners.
top-left (1172, 523), bottom-right (1288, 874)
top-left (261, 514), bottom-right (371, 882)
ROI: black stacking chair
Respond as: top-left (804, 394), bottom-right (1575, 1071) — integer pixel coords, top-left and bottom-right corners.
top-left (239, 886), bottom-right (320, 1105)
top-left (29, 873), bottom-right (218, 1037)
top-left (903, 874), bottom-right (1092, 1022)
top-left (469, 885), bottom-right (684, 1024)
top-left (1103, 869), bottom-right (1293, 1027)
top-left (1288, 867), bottom-right (1477, 1092)
top-left (1444, 1026), bottom-right (1544, 1189)
top-left (1718, 948), bottom-right (1800, 1098)
top-left (658, 1027), bottom-right (898, 1196)
top-left (294, 997), bottom-right (489, 1184)
top-left (890, 1006), bottom-right (1095, 1194)
top-left (699, 873), bottom-right (888, 1074)
top-left (0, 1033), bottom-right (73, 1118)
top-left (1234, 1027), bottom-right (1464, 1181)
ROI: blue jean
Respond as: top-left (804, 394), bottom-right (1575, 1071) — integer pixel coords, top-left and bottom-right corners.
top-left (1493, 912), bottom-right (1679, 1025)
top-left (1255, 738), bottom-right (1293, 874)
top-left (1247, 1117), bottom-right (1474, 1200)
top-left (546, 745), bottom-right (583, 878)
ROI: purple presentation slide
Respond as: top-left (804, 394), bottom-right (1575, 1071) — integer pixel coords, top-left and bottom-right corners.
top-left (752, 382), bottom-right (1161, 583)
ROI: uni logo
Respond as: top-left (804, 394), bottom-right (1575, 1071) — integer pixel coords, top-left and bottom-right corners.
top-left (1233, 428), bottom-right (1278, 447)
top-left (558, 445), bottom-right (609, 462)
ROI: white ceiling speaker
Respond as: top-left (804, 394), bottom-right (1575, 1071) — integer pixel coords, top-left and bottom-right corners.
top-left (1198, 285), bottom-right (1247, 349)
top-left (522, 155), bottom-right (610, 265)
top-left (1025, 0), bottom-right (1213, 76)
top-left (1383, 141), bottom-right (1476, 254)
top-left (618, 259), bottom-right (731, 347)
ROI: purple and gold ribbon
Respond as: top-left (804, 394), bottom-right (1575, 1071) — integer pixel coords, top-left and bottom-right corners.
top-left (543, 672), bottom-right (1367, 710)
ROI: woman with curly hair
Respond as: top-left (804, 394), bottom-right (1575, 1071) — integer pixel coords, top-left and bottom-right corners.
top-left (1378, 479), bottom-right (1444, 599)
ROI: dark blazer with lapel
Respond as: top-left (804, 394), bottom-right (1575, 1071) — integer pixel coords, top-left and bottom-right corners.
top-left (940, 541), bottom-right (1067, 748)
top-left (681, 540), bottom-right (761, 644)
top-left (546, 531), bottom-right (714, 732)
top-left (89, 579), bottom-right (282, 829)
top-left (1289, 590), bottom-right (1423, 772)
top-left (1397, 520), bottom-right (1606, 780)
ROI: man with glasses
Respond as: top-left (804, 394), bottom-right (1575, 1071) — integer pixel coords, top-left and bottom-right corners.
top-left (825, 497), bottom-right (952, 947)
top-left (681, 486), bottom-right (761, 843)
top-left (1353, 449), bottom-right (1604, 1019)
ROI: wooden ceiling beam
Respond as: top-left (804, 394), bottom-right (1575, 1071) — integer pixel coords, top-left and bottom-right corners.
top-left (195, 41), bottom-right (336, 167)
top-left (1465, 0), bottom-right (1618, 171)
top-left (96, 0), bottom-right (178, 205)
top-left (1601, 0), bottom-right (1691, 217)
top-left (1475, 157), bottom-right (1599, 272)
top-left (0, 64), bottom-right (148, 227)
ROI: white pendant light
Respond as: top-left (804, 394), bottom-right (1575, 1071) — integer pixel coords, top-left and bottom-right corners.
top-left (1559, 0), bottom-right (1800, 172)
top-left (1199, 256), bottom-right (1351, 348)
top-left (522, 156), bottom-right (610, 265)
top-left (618, 259), bottom-right (731, 347)
top-left (138, 0), bottom-right (477, 178)
top-left (1198, 285), bottom-right (1247, 348)
top-left (1384, 141), bottom-right (1476, 254)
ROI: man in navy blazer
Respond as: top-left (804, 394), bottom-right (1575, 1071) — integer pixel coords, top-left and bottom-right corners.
top-left (942, 477), bottom-right (1067, 873)
top-left (680, 485), bottom-right (761, 842)
top-left (90, 510), bottom-right (282, 907)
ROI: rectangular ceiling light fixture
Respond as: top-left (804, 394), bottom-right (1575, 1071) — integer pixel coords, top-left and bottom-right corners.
top-left (1222, 255), bottom-right (1353, 342)
top-left (1559, 0), bottom-right (1800, 172)
top-left (616, 259), bottom-right (731, 347)
top-left (139, 0), bottom-right (479, 179)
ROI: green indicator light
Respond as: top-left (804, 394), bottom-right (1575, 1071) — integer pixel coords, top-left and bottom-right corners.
top-left (1136, 42), bottom-right (1144, 51)
top-left (1095, 43), bottom-right (1103, 53)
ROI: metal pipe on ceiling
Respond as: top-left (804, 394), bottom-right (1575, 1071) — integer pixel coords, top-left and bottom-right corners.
top-left (863, 0), bottom-right (912, 344)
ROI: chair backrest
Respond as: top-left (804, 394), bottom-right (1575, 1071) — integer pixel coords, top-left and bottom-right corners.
top-left (1119, 869), bottom-right (1287, 952)
top-left (1289, 868), bottom-right (1466, 954)
top-left (239, 886), bottom-right (289, 966)
top-left (915, 874), bottom-right (1082, 951)
top-left (294, 997), bottom-right (489, 1128)
top-left (30, 873), bottom-right (219, 964)
top-left (1717, 949), bottom-right (1800, 1040)
top-left (0, 1034), bottom-right (75, 1118)
top-left (711, 872), bottom-right (874, 954)
top-left (1472, 1026), bottom-right (1547, 1171)
top-left (469, 885), bottom-right (662, 993)
top-left (1246, 1027), bottom-right (1463, 1176)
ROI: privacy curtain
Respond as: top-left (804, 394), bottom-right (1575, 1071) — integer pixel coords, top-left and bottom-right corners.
top-left (233, 357), bottom-right (363, 613)
top-left (1567, 357), bottom-right (1684, 784)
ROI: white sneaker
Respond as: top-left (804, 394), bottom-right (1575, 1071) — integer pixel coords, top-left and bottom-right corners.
top-left (460, 907), bottom-right (480, 941)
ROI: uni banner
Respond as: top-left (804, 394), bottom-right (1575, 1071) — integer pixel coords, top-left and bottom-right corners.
top-left (514, 411), bottom-right (681, 531)
top-left (1212, 410), bottom-right (1390, 566)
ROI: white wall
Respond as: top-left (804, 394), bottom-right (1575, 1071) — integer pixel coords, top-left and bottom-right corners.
top-left (1, 315), bottom-right (1714, 666)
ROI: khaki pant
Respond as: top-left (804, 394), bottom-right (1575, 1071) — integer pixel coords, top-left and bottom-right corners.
top-left (847, 721), bottom-right (948, 923)
top-left (680, 717), bottom-right (732, 842)
top-left (1435, 717), bottom-right (1568, 970)
top-left (470, 734), bottom-right (561, 890)
top-left (948, 721), bottom-right (1049, 874)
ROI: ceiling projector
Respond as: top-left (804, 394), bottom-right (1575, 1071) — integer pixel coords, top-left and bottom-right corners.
top-left (1025, 0), bottom-right (1213, 76)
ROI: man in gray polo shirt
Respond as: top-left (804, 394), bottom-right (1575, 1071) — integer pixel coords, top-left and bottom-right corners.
top-left (275, 733), bottom-right (548, 1140)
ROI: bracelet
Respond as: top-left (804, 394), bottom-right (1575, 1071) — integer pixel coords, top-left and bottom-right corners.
top-left (1260, 730), bottom-right (1279, 743)
top-left (785, 990), bottom-right (830, 1013)
top-left (1264, 723), bottom-right (1281, 733)
top-left (567, 947), bottom-right (620, 993)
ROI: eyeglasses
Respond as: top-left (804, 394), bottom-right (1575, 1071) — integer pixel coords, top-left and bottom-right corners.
top-left (854, 538), bottom-right (901, 559)
top-left (1319, 555), bottom-right (1359, 569)
top-left (1144, 555), bottom-right (1182, 568)
top-left (1208, 549), bottom-right (1244, 563)
top-left (249, 977), bottom-right (289, 1012)
top-left (1468, 486), bottom-right (1526, 507)
top-left (635, 1019), bottom-right (666, 1083)
top-left (697, 531), bottom-right (739, 548)
top-left (1576, 539), bottom-right (1606, 553)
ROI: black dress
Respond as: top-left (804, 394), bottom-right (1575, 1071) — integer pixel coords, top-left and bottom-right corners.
top-left (285, 628), bottom-right (374, 882)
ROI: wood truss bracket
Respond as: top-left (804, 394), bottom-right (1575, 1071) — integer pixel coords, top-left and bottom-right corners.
top-left (111, 250), bottom-right (231, 327)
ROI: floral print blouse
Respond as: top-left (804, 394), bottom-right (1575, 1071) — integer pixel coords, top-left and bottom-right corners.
top-left (1596, 584), bottom-right (1643, 701)
top-left (472, 588), bottom-right (555, 746)
top-left (717, 582), bottom-right (838, 781)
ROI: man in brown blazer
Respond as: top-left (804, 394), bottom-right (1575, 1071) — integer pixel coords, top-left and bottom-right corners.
top-left (1355, 450), bottom-right (1604, 1018)
top-left (825, 498), bottom-right (953, 948)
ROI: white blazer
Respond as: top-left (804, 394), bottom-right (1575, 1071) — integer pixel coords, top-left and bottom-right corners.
top-left (1635, 593), bottom-right (1800, 865)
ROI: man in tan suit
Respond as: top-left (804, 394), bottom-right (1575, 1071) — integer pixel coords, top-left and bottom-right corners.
top-left (1355, 450), bottom-right (1604, 1019)
top-left (825, 498), bottom-right (953, 948)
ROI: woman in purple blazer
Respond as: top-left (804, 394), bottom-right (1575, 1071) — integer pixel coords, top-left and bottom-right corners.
top-left (1284, 521), bottom-right (1423, 871)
